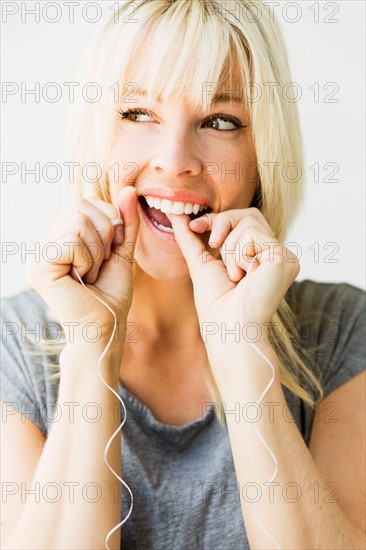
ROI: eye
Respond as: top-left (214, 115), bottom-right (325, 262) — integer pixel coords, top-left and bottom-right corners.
top-left (117, 108), bottom-right (153, 122)
top-left (116, 108), bottom-right (247, 131)
top-left (203, 114), bottom-right (246, 131)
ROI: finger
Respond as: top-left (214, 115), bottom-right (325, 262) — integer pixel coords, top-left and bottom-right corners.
top-left (84, 195), bottom-right (123, 251)
top-left (78, 196), bottom-right (118, 258)
top-left (222, 227), bottom-right (281, 280)
top-left (113, 186), bottom-right (140, 262)
top-left (188, 212), bottom-right (214, 234)
top-left (189, 208), bottom-right (272, 249)
top-left (208, 216), bottom-right (233, 249)
top-left (70, 215), bottom-right (105, 284)
top-left (166, 213), bottom-right (214, 276)
top-left (84, 195), bottom-right (122, 225)
top-left (37, 201), bottom-right (114, 286)
top-left (29, 231), bottom-right (94, 287)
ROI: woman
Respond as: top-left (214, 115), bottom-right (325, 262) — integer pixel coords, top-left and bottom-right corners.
top-left (1, 1), bottom-right (365, 548)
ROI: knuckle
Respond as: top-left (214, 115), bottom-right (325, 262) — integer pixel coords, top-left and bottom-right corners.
top-left (76, 211), bottom-right (90, 226)
top-left (222, 217), bottom-right (232, 231)
top-left (214, 213), bottom-right (232, 233)
top-left (284, 249), bottom-right (298, 263)
top-left (271, 252), bottom-right (286, 268)
top-left (292, 257), bottom-right (301, 275)
top-left (247, 207), bottom-right (260, 218)
top-left (239, 215), bottom-right (256, 230)
top-left (63, 231), bottom-right (81, 244)
top-left (210, 212), bottom-right (225, 229)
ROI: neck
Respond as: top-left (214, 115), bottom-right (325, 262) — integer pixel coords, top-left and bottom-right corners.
top-left (127, 265), bottom-right (201, 342)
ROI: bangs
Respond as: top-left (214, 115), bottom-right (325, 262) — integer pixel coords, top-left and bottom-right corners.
top-left (119, 1), bottom-right (252, 114)
top-left (70, 0), bottom-right (304, 245)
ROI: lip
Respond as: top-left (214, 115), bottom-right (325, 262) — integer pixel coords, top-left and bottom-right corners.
top-left (139, 187), bottom-right (213, 208)
top-left (137, 198), bottom-right (177, 242)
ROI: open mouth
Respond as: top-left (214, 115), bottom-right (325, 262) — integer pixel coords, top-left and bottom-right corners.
top-left (139, 195), bottom-right (212, 234)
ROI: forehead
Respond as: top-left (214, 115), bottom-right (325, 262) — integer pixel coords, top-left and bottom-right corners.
top-left (120, 63), bottom-right (247, 115)
top-left (97, 0), bottom-right (258, 122)
top-left (120, 86), bottom-right (244, 105)
top-left (115, 16), bottom-right (250, 112)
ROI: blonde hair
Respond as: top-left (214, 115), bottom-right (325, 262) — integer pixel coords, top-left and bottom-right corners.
top-left (25, 0), bottom-right (323, 423)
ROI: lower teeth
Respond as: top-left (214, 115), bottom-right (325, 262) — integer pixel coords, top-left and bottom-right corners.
top-left (150, 218), bottom-right (174, 234)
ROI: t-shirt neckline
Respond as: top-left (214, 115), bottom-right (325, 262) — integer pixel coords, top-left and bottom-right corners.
top-left (118, 380), bottom-right (217, 436)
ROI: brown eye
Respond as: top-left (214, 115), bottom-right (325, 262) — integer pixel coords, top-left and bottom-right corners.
top-left (118, 109), bottom-right (153, 122)
top-left (203, 115), bottom-right (245, 131)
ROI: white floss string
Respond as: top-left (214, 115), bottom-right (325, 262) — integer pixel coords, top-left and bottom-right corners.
top-left (243, 255), bottom-right (282, 550)
top-left (72, 203), bottom-right (133, 550)
top-left (70, 215), bottom-right (279, 548)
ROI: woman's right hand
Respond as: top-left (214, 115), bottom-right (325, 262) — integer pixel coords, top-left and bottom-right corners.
top-left (25, 186), bottom-right (140, 343)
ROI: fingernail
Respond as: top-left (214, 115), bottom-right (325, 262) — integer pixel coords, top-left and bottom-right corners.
top-left (114, 225), bottom-right (124, 244)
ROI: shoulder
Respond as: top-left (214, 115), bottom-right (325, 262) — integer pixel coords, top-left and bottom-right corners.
top-left (1, 288), bottom-right (62, 436)
top-left (1, 287), bottom-right (61, 343)
top-left (287, 278), bottom-right (365, 398)
top-left (1, 287), bottom-right (53, 322)
top-left (288, 278), bottom-right (365, 318)
top-left (287, 278), bottom-right (365, 343)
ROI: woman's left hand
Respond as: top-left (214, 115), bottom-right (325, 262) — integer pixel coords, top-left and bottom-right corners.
top-left (168, 208), bottom-right (300, 345)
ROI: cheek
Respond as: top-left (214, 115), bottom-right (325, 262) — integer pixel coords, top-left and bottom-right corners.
top-left (109, 131), bottom-right (144, 163)
top-left (213, 143), bottom-right (258, 210)
top-left (218, 183), bottom-right (256, 211)
top-left (108, 133), bottom-right (147, 193)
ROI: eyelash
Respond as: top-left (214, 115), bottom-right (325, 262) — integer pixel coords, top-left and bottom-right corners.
top-left (117, 108), bottom-right (247, 131)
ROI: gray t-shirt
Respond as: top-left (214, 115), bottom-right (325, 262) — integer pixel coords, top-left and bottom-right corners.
top-left (1, 279), bottom-right (365, 549)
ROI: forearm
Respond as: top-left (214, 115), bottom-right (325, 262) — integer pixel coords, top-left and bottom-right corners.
top-left (215, 341), bottom-right (366, 549)
top-left (5, 342), bottom-right (123, 550)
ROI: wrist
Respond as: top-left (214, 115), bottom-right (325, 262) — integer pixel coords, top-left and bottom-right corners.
top-left (60, 338), bottom-right (124, 383)
top-left (62, 316), bottom-right (128, 346)
top-left (204, 322), bottom-right (272, 364)
top-left (207, 337), bottom-right (281, 396)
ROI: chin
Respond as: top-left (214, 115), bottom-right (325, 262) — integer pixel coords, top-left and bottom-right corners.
top-left (136, 258), bottom-right (191, 281)
top-left (134, 237), bottom-right (191, 281)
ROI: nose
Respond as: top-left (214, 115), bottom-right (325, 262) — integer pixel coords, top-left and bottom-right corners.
top-left (150, 124), bottom-right (202, 179)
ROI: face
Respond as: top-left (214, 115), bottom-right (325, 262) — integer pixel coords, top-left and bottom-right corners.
top-left (108, 77), bottom-right (258, 280)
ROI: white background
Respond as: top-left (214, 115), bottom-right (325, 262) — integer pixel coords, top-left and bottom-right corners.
top-left (1, 0), bottom-right (365, 297)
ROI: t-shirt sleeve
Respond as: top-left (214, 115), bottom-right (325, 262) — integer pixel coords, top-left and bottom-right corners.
top-left (290, 280), bottom-right (366, 399)
top-left (1, 291), bottom-right (60, 436)
top-left (323, 285), bottom-right (365, 396)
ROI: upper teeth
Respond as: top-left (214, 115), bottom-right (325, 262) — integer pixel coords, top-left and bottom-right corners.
top-left (144, 196), bottom-right (209, 215)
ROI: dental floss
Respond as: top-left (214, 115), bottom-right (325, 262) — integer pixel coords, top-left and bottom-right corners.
top-left (72, 226), bottom-right (280, 548)
top-left (71, 262), bottom-right (133, 550)
top-left (244, 255), bottom-right (282, 549)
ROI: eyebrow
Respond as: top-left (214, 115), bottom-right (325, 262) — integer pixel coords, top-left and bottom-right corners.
top-left (211, 93), bottom-right (243, 103)
top-left (126, 89), bottom-right (244, 104)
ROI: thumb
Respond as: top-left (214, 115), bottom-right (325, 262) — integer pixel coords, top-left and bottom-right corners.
top-left (113, 186), bottom-right (140, 262)
top-left (167, 213), bottom-right (214, 277)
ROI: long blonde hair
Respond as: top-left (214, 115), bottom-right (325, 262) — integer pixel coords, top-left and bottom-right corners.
top-left (25, 0), bottom-right (324, 420)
